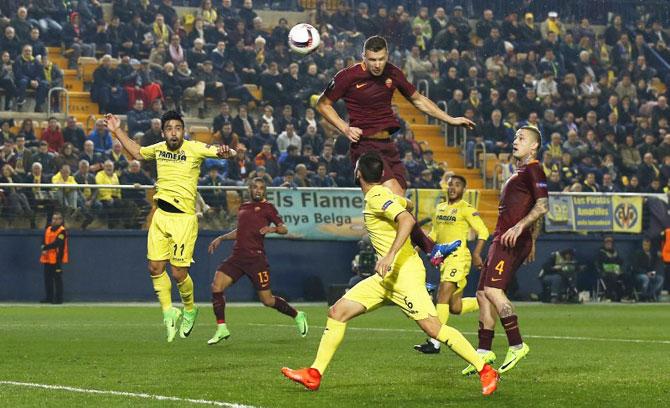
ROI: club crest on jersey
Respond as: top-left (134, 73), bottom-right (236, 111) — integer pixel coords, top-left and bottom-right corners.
top-left (385, 78), bottom-right (392, 88)
top-left (450, 208), bottom-right (458, 215)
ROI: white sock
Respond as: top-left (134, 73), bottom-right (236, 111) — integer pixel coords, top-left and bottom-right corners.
top-left (429, 338), bottom-right (441, 348)
top-left (476, 348), bottom-right (490, 354)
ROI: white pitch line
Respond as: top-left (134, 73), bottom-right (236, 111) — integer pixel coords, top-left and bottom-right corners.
top-left (247, 323), bottom-right (670, 345)
top-left (0, 381), bottom-right (259, 408)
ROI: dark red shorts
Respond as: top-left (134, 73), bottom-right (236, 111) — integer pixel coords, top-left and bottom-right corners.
top-left (218, 255), bottom-right (271, 291)
top-left (478, 239), bottom-right (533, 291)
top-left (350, 138), bottom-right (407, 190)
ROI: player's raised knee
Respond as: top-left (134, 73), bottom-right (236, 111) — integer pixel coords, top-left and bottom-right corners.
top-left (449, 303), bottom-right (463, 315)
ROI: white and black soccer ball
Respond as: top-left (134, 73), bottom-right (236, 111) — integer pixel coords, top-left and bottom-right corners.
top-left (288, 23), bottom-right (321, 55)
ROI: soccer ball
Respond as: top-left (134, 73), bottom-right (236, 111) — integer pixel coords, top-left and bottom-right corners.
top-left (288, 23), bottom-right (320, 55)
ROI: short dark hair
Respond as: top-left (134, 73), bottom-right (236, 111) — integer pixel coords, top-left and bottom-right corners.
top-left (449, 174), bottom-right (467, 187)
top-left (364, 36), bottom-right (387, 52)
top-left (357, 151), bottom-right (384, 183)
top-left (520, 125), bottom-right (542, 146)
top-left (252, 177), bottom-right (266, 185)
top-left (161, 110), bottom-right (184, 131)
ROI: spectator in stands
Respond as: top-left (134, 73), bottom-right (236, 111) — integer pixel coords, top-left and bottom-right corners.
top-left (626, 175), bottom-right (642, 192)
top-left (195, 59), bottom-right (225, 108)
top-left (273, 169), bottom-right (297, 188)
top-left (582, 172), bottom-right (600, 192)
top-left (14, 44), bottom-right (48, 112)
top-left (232, 105), bottom-right (255, 144)
top-left (601, 173), bottom-right (619, 192)
top-left (292, 163), bottom-right (309, 187)
top-left (34, 141), bottom-right (56, 175)
top-left (107, 140), bottom-right (129, 173)
top-left (546, 170), bottom-right (563, 191)
top-left (0, 51), bottom-right (16, 110)
top-left (632, 238), bottom-right (665, 302)
top-left (597, 235), bottom-right (626, 302)
top-left (278, 144), bottom-right (300, 175)
top-left (276, 123), bottom-right (301, 154)
top-left (54, 143), bottom-right (79, 171)
top-left (27, 28), bottom-right (47, 61)
top-left (11, 7), bottom-right (33, 43)
top-left (73, 159), bottom-right (98, 229)
top-left (259, 62), bottom-right (283, 108)
top-left (0, 163), bottom-right (32, 219)
top-left (639, 152), bottom-right (660, 187)
top-left (249, 123), bottom-right (276, 157)
top-left (253, 143), bottom-right (278, 178)
top-left (198, 166), bottom-right (229, 214)
top-left (41, 118), bottom-right (63, 154)
top-left (127, 99), bottom-right (152, 136)
top-left (119, 159), bottom-right (152, 228)
top-left (141, 119), bottom-right (163, 147)
top-left (62, 12), bottom-right (95, 68)
top-left (310, 162), bottom-right (336, 187)
top-left (2, 26), bottom-right (21, 59)
top-left (51, 163), bottom-right (78, 212)
top-left (12, 135), bottom-right (32, 176)
top-left (91, 55), bottom-right (120, 115)
top-left (220, 60), bottom-right (256, 105)
top-left (79, 139), bottom-right (104, 173)
top-left (95, 160), bottom-right (122, 228)
top-left (88, 119), bottom-right (113, 155)
top-left (215, 121), bottom-right (239, 149)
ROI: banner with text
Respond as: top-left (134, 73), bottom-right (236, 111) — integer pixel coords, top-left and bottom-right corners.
top-left (262, 188), bottom-right (481, 240)
top-left (266, 189), bottom-right (366, 241)
top-left (545, 194), bottom-right (642, 233)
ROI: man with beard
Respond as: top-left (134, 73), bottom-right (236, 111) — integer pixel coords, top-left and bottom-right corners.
top-left (206, 177), bottom-right (307, 344)
top-left (105, 110), bottom-right (235, 342)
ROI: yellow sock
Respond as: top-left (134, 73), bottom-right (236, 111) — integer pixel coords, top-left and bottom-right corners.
top-left (461, 297), bottom-right (479, 314)
top-left (311, 318), bottom-right (347, 374)
top-left (436, 303), bottom-right (450, 325)
top-left (177, 274), bottom-right (195, 312)
top-left (437, 325), bottom-right (484, 372)
top-left (151, 271), bottom-right (172, 312)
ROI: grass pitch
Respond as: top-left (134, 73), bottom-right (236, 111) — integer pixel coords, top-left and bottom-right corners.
top-left (0, 303), bottom-right (667, 407)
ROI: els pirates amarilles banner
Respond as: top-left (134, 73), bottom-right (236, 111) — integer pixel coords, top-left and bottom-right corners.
top-left (545, 193), bottom-right (642, 233)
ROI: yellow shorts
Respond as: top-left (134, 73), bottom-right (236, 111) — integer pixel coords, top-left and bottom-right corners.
top-left (344, 255), bottom-right (437, 321)
top-left (440, 257), bottom-right (471, 290)
top-left (147, 208), bottom-right (198, 267)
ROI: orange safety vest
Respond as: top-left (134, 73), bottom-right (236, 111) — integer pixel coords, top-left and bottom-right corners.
top-left (39, 225), bottom-right (69, 265)
top-left (663, 228), bottom-right (670, 263)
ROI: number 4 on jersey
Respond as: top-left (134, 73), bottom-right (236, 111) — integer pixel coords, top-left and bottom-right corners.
top-left (495, 260), bottom-right (505, 275)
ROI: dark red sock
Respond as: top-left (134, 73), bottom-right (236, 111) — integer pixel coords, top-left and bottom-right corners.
top-left (273, 296), bottom-right (298, 318)
top-left (501, 315), bottom-right (523, 347)
top-left (410, 221), bottom-right (435, 254)
top-left (478, 321), bottom-right (495, 350)
top-left (212, 292), bottom-right (226, 324)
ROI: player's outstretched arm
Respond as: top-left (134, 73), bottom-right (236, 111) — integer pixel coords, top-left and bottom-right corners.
top-left (500, 198), bottom-right (548, 248)
top-left (208, 229), bottom-right (237, 254)
top-left (375, 211), bottom-right (415, 278)
top-left (105, 114), bottom-right (143, 160)
top-left (316, 93), bottom-right (362, 142)
top-left (409, 91), bottom-right (475, 129)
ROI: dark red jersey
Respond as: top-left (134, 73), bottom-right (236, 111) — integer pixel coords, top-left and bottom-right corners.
top-left (232, 201), bottom-right (283, 257)
top-left (493, 160), bottom-right (548, 242)
top-left (322, 62), bottom-right (416, 137)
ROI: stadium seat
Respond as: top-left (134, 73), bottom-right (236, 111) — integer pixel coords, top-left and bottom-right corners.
top-left (189, 125), bottom-right (213, 144)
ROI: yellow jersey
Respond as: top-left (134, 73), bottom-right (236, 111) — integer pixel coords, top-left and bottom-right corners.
top-left (95, 171), bottom-right (121, 201)
top-left (140, 139), bottom-right (220, 214)
top-left (429, 199), bottom-right (489, 261)
top-left (363, 185), bottom-right (415, 261)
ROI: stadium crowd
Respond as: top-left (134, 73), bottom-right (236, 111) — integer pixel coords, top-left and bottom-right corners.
top-left (0, 0), bottom-right (670, 229)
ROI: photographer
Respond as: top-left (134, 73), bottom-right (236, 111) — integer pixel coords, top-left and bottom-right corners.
top-left (348, 237), bottom-right (376, 288)
top-left (631, 238), bottom-right (665, 302)
top-left (539, 248), bottom-right (581, 303)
